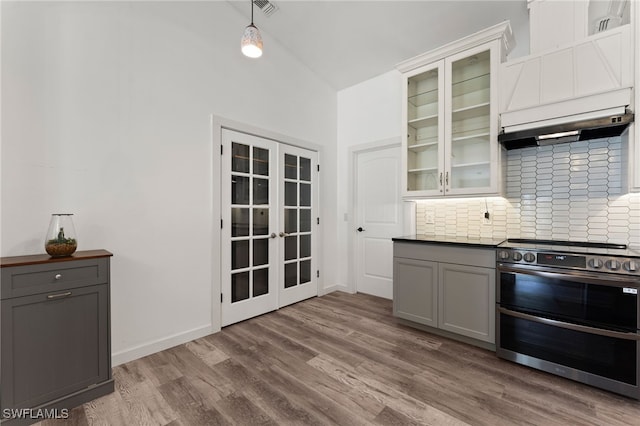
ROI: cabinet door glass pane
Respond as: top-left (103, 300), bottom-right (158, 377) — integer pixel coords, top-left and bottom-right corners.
top-left (450, 49), bottom-right (491, 190)
top-left (407, 67), bottom-right (440, 192)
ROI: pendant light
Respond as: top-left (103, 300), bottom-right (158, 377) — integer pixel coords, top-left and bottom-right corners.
top-left (241, 0), bottom-right (263, 58)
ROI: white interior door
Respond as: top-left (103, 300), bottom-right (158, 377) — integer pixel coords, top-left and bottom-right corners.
top-left (221, 129), bottom-right (278, 326)
top-left (279, 145), bottom-right (318, 307)
top-left (221, 130), bottom-right (318, 326)
top-left (355, 145), bottom-right (403, 299)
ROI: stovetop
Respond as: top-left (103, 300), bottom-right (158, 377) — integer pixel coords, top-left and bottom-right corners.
top-left (497, 238), bottom-right (640, 258)
top-left (497, 238), bottom-right (640, 275)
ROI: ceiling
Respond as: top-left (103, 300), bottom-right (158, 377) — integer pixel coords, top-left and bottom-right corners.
top-left (229, 1), bottom-right (531, 90)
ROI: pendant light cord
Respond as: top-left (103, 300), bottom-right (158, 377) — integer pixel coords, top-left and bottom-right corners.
top-left (250, 0), bottom-right (254, 25)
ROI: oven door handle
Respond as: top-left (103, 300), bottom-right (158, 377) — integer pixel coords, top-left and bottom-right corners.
top-left (498, 307), bottom-right (640, 341)
top-left (497, 264), bottom-right (640, 288)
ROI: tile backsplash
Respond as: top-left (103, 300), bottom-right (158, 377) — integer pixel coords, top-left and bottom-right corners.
top-left (415, 136), bottom-right (640, 248)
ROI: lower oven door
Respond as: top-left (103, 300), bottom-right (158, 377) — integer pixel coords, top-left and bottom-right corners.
top-left (497, 264), bottom-right (640, 399)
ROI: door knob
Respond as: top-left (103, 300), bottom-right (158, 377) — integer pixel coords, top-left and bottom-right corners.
top-left (279, 232), bottom-right (290, 238)
top-left (357, 227), bottom-right (365, 232)
top-left (270, 233), bottom-right (277, 239)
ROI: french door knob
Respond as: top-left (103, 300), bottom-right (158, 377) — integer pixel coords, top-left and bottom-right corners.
top-left (357, 227), bottom-right (365, 232)
top-left (279, 232), bottom-right (290, 238)
top-left (270, 233), bottom-right (277, 239)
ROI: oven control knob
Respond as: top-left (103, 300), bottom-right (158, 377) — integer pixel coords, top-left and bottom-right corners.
top-left (512, 252), bottom-right (523, 261)
top-left (623, 260), bottom-right (638, 272)
top-left (605, 259), bottom-right (621, 271)
top-left (498, 250), bottom-right (510, 260)
top-left (588, 258), bottom-right (603, 269)
top-left (523, 252), bottom-right (536, 263)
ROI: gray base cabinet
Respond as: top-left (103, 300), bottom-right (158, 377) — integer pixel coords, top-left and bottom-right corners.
top-left (393, 242), bottom-right (495, 345)
top-left (1, 250), bottom-right (114, 425)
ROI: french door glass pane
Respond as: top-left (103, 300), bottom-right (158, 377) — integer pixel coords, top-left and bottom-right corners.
top-left (231, 208), bottom-right (249, 237)
top-left (232, 143), bottom-right (250, 173)
top-left (232, 240), bottom-right (249, 270)
top-left (285, 182), bottom-right (297, 206)
top-left (232, 272), bottom-right (249, 302)
top-left (253, 239), bottom-right (268, 266)
top-left (253, 208), bottom-right (268, 235)
top-left (284, 263), bottom-right (297, 288)
top-left (299, 183), bottom-right (311, 207)
top-left (285, 154), bottom-right (297, 179)
top-left (284, 236), bottom-right (297, 261)
top-left (284, 209), bottom-right (297, 234)
top-left (232, 176), bottom-right (249, 205)
top-left (253, 268), bottom-right (269, 297)
top-left (300, 157), bottom-right (311, 181)
top-left (299, 209), bottom-right (311, 232)
top-left (253, 147), bottom-right (269, 176)
top-left (300, 260), bottom-right (311, 284)
top-left (300, 235), bottom-right (311, 258)
top-left (253, 178), bottom-right (269, 205)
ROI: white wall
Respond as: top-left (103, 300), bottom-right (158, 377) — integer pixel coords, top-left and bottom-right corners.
top-left (335, 70), bottom-right (403, 290)
top-left (1, 2), bottom-right (337, 365)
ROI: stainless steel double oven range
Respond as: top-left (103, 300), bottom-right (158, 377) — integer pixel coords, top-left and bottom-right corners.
top-left (496, 239), bottom-right (640, 400)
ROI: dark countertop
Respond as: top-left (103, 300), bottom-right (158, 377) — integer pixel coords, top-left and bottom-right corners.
top-left (392, 235), bottom-right (505, 249)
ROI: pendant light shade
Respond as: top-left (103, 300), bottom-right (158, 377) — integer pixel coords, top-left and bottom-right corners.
top-left (241, 1), bottom-right (263, 58)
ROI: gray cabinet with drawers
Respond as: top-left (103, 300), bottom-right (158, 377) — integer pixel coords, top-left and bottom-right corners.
top-left (1, 250), bottom-right (113, 424)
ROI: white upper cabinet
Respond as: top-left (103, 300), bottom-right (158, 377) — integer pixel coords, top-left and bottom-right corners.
top-left (398, 22), bottom-right (513, 198)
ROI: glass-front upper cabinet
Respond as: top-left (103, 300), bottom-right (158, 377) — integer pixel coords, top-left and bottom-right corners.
top-left (399, 23), bottom-right (512, 198)
top-left (446, 45), bottom-right (495, 195)
top-left (406, 62), bottom-right (444, 193)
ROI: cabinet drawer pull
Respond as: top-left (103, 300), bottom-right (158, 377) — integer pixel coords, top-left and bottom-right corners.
top-left (47, 291), bottom-right (72, 300)
top-left (54, 274), bottom-right (62, 280)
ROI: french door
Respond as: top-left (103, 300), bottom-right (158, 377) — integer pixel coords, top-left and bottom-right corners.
top-left (221, 129), bottom-right (317, 326)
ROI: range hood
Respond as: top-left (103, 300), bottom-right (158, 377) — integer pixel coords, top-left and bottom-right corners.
top-left (498, 23), bottom-right (634, 150)
top-left (498, 108), bottom-right (634, 150)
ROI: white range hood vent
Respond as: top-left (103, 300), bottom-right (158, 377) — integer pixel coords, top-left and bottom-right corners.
top-left (498, 22), bottom-right (633, 150)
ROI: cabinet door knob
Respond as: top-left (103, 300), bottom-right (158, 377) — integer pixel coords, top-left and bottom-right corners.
top-left (54, 274), bottom-right (62, 280)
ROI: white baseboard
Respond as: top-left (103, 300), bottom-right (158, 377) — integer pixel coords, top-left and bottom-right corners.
top-left (111, 324), bottom-right (214, 367)
top-left (321, 284), bottom-right (352, 295)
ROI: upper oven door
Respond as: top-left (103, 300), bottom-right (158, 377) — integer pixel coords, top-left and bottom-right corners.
top-left (497, 264), bottom-right (640, 332)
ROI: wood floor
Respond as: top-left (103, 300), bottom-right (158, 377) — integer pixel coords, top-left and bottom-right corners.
top-left (40, 291), bottom-right (640, 425)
